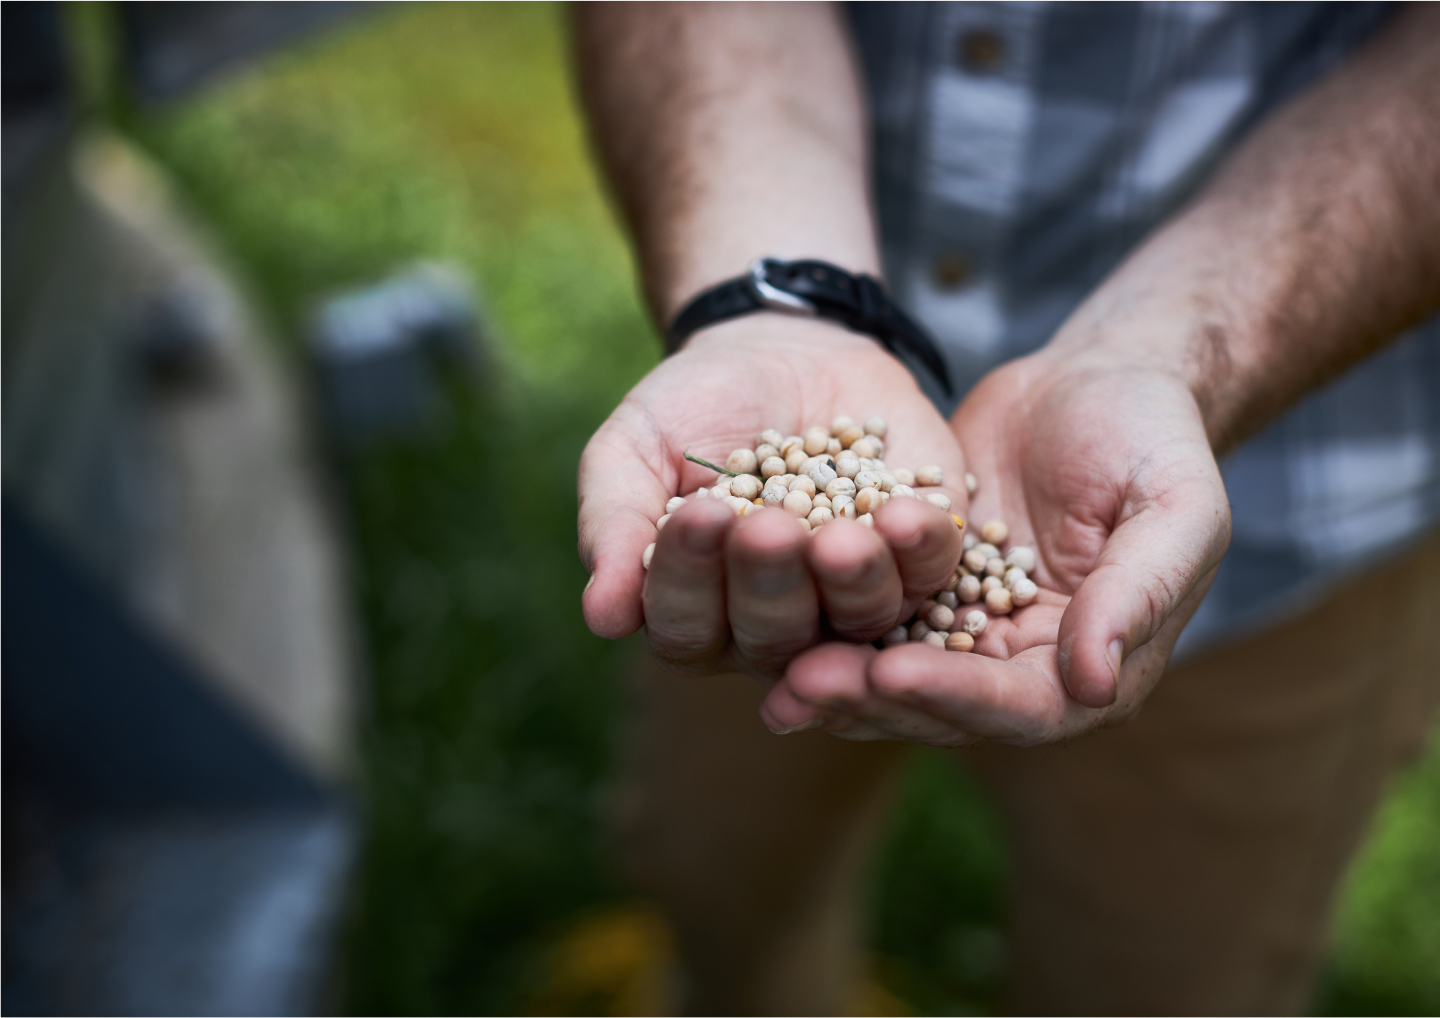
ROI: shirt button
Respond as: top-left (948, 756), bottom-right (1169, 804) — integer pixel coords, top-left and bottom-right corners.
top-left (931, 252), bottom-right (974, 291)
top-left (957, 29), bottom-right (1006, 74)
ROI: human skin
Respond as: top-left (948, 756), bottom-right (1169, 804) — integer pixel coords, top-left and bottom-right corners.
top-left (574, 3), bottom-right (1440, 726)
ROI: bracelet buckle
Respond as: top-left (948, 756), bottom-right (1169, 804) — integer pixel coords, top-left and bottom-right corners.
top-left (746, 259), bottom-right (817, 316)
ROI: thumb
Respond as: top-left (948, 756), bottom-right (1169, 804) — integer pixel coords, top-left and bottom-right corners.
top-left (1057, 478), bottom-right (1230, 708)
top-left (577, 414), bottom-right (672, 639)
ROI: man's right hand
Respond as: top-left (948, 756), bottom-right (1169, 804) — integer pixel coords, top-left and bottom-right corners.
top-left (578, 316), bottom-right (965, 681)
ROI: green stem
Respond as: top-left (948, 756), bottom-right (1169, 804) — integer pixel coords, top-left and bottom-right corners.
top-left (683, 450), bottom-right (738, 476)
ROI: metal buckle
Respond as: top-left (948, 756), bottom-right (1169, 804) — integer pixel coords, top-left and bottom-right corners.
top-left (747, 259), bottom-right (817, 316)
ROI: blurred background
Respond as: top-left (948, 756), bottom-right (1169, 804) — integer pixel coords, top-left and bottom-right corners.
top-left (3, 3), bottom-right (1437, 1014)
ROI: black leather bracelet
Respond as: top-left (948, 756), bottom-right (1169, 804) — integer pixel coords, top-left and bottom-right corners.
top-left (664, 258), bottom-right (953, 398)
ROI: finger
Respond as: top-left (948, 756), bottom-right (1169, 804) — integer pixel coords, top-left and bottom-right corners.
top-left (760, 643), bottom-right (891, 741)
top-left (807, 518), bottom-right (904, 640)
top-left (1057, 473), bottom-right (1231, 708)
top-left (726, 508), bottom-right (821, 678)
top-left (578, 410), bottom-right (671, 638)
top-left (873, 496), bottom-right (964, 599)
top-left (642, 497), bottom-right (736, 669)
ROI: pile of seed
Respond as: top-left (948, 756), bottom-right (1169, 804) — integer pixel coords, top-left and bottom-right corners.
top-left (882, 518), bottom-right (1039, 652)
top-left (641, 414), bottom-right (1035, 656)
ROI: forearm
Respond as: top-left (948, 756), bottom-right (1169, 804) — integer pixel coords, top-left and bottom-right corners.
top-left (572, 2), bottom-right (878, 325)
top-left (1047, 2), bottom-right (1440, 452)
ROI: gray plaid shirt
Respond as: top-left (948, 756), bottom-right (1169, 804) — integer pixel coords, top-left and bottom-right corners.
top-left (850, 2), bottom-right (1440, 656)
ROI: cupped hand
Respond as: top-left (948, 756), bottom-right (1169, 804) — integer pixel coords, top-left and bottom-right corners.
top-left (578, 315), bottom-right (964, 680)
top-left (759, 352), bottom-right (1232, 744)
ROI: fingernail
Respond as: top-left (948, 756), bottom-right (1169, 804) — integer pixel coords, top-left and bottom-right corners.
top-left (1107, 637), bottom-right (1125, 679)
top-left (768, 716), bottom-right (825, 736)
top-left (584, 573), bottom-right (595, 593)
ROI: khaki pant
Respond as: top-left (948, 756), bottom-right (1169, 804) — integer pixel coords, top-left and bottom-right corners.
top-left (615, 532), bottom-right (1440, 1015)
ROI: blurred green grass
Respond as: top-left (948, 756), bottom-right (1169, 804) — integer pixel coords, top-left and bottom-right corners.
top-left (127, 3), bottom-right (1440, 1014)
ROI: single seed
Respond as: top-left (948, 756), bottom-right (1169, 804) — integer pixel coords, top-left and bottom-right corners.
top-left (782, 491), bottom-right (813, 518)
top-left (759, 429), bottom-right (785, 450)
top-left (962, 531), bottom-right (977, 550)
top-left (726, 495), bottom-right (752, 516)
top-left (965, 472), bottom-right (978, 497)
top-left (1004, 566), bottom-right (1028, 589)
top-left (923, 630), bottom-right (947, 648)
top-left (727, 448), bottom-right (759, 475)
top-left (656, 513), bottom-right (672, 530)
top-left (857, 513), bottom-right (875, 528)
top-left (761, 456), bottom-right (787, 478)
top-left (755, 443), bottom-right (780, 463)
top-left (643, 543), bottom-right (656, 570)
top-left (882, 625), bottom-right (909, 646)
top-left (880, 491), bottom-right (891, 502)
top-left (812, 492), bottom-right (833, 510)
top-left (858, 457), bottom-right (876, 472)
top-left (830, 415), bottom-right (856, 437)
top-left (780, 435), bottom-right (805, 456)
top-left (877, 471), bottom-right (899, 492)
top-left (920, 598), bottom-right (938, 616)
top-left (796, 516), bottom-right (812, 533)
top-left (854, 487), bottom-right (884, 515)
top-left (808, 461), bottom-right (838, 488)
top-left (974, 543), bottom-right (1000, 560)
top-left (980, 520), bottom-right (1009, 545)
top-left (850, 437), bottom-right (880, 459)
top-left (927, 603), bottom-right (955, 631)
top-left (788, 474), bottom-right (816, 496)
top-left (666, 496), bottom-right (687, 514)
top-left (1005, 546), bottom-right (1036, 573)
top-left (986, 587), bottom-right (1014, 614)
top-left (871, 457), bottom-right (886, 471)
top-left (923, 492), bottom-right (953, 512)
top-left (854, 470), bottom-right (881, 490)
top-left (910, 619), bottom-right (933, 641)
top-left (958, 575), bottom-right (983, 603)
top-left (808, 507), bottom-right (834, 528)
top-left (890, 484), bottom-right (916, 498)
top-left (981, 576), bottom-right (1002, 594)
top-left (985, 557), bottom-right (1006, 578)
top-left (915, 465), bottom-right (944, 486)
top-left (838, 425), bottom-right (865, 449)
top-left (710, 485), bottom-right (731, 500)
top-left (941, 573), bottom-right (960, 593)
top-left (892, 468), bottom-right (915, 486)
top-left (803, 426), bottom-right (830, 455)
top-left (936, 590), bottom-right (959, 609)
top-left (827, 437), bottom-right (842, 456)
top-left (825, 476), bottom-right (857, 499)
top-left (864, 416), bottom-right (888, 438)
top-left (836, 455), bottom-right (861, 479)
top-left (963, 548), bottom-right (989, 573)
top-left (945, 631), bottom-right (975, 652)
top-left (784, 447), bottom-right (809, 472)
top-left (762, 485), bottom-right (787, 508)
top-left (730, 474), bottom-right (762, 500)
top-left (834, 498), bottom-right (857, 519)
top-left (1011, 577), bottom-right (1038, 606)
top-left (694, 487), bottom-right (710, 499)
top-left (961, 610), bottom-right (988, 636)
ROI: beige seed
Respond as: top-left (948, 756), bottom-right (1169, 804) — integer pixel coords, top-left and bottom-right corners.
top-left (882, 625), bottom-right (909, 646)
top-left (963, 548), bottom-right (989, 573)
top-left (985, 557), bottom-right (1006, 578)
top-left (880, 491), bottom-right (891, 502)
top-left (830, 415), bottom-right (856, 437)
top-left (656, 513), bottom-right (672, 530)
top-left (958, 575), bottom-right (983, 603)
top-left (761, 456), bottom-right (787, 478)
top-left (919, 598), bottom-right (938, 616)
top-left (759, 428), bottom-right (785, 450)
top-left (812, 492), bottom-right (833, 510)
top-left (835, 455), bottom-right (861, 479)
top-left (827, 437), bottom-right (842, 456)
top-left (784, 447), bottom-right (809, 473)
top-left (961, 610), bottom-right (988, 636)
top-left (781, 435), bottom-right (805, 456)
top-left (980, 519), bottom-right (1009, 545)
top-left (730, 474), bottom-right (762, 500)
top-left (936, 590), bottom-right (959, 609)
top-left (762, 486), bottom-right (787, 508)
top-left (807, 507), bottom-right (834, 528)
top-left (877, 471), bottom-right (899, 492)
top-left (854, 488), bottom-right (884, 515)
top-left (857, 513), bottom-right (875, 528)
top-left (665, 496), bottom-right (688, 514)
top-left (825, 477), bottom-right (857, 499)
top-left (858, 457), bottom-right (876, 472)
top-left (927, 603), bottom-right (955, 631)
top-left (782, 491), bottom-right (813, 518)
top-left (803, 426), bottom-right (830, 455)
top-left (808, 461), bottom-right (839, 488)
top-left (755, 443), bottom-right (780, 463)
top-left (942, 573), bottom-right (960, 593)
top-left (854, 470), bottom-right (882, 490)
top-left (945, 631), bottom-right (975, 652)
top-left (1005, 546), bottom-right (1036, 573)
top-left (834, 498), bottom-right (857, 520)
top-left (974, 542), bottom-right (1000, 560)
top-left (915, 465), bottom-right (943, 486)
top-left (965, 472), bottom-right (978, 497)
top-left (923, 630), bottom-right (948, 649)
top-left (1011, 577), bottom-right (1039, 606)
top-left (962, 531), bottom-right (977, 550)
top-left (1004, 566), bottom-right (1028, 590)
top-left (727, 448), bottom-right (759, 475)
top-left (922, 492), bottom-right (953, 512)
top-left (850, 436), bottom-right (880, 459)
top-left (981, 576), bottom-right (1002, 594)
top-left (643, 543), bottom-right (656, 570)
top-left (892, 468), bottom-right (915, 486)
top-left (890, 484), bottom-right (917, 499)
top-left (788, 474), bottom-right (817, 496)
top-left (710, 484), bottom-right (731, 500)
top-left (986, 587), bottom-right (1013, 614)
top-left (727, 495), bottom-right (753, 516)
top-left (910, 619), bottom-right (933, 641)
top-left (838, 425), bottom-right (866, 449)
top-left (693, 487), bottom-right (710, 499)
top-left (871, 458), bottom-right (886, 472)
top-left (864, 415), bottom-right (888, 438)
top-left (796, 516), bottom-right (812, 533)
